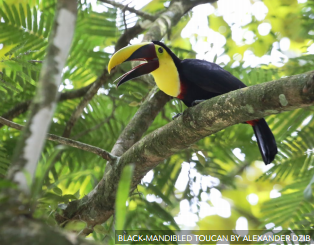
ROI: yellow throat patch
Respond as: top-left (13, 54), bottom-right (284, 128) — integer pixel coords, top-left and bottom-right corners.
top-left (150, 45), bottom-right (180, 97)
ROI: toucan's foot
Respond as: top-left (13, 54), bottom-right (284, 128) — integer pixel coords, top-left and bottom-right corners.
top-left (191, 100), bottom-right (205, 106)
top-left (172, 113), bottom-right (182, 120)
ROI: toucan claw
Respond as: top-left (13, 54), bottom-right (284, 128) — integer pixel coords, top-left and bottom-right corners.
top-left (191, 99), bottom-right (206, 106)
top-left (172, 113), bottom-right (182, 120)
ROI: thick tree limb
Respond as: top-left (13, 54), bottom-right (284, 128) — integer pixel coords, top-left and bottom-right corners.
top-left (143, 0), bottom-right (216, 41)
top-left (0, 117), bottom-right (116, 161)
top-left (8, 0), bottom-right (77, 193)
top-left (122, 71), bottom-right (314, 192)
top-left (111, 87), bottom-right (170, 156)
top-left (57, 70), bottom-right (314, 231)
top-left (0, 210), bottom-right (89, 244)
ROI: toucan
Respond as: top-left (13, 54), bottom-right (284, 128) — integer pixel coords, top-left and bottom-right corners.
top-left (108, 41), bottom-right (277, 164)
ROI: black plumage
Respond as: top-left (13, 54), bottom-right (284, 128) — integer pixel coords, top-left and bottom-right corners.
top-left (152, 41), bottom-right (277, 164)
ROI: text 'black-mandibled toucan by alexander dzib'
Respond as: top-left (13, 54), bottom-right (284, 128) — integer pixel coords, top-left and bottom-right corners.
top-left (108, 41), bottom-right (278, 165)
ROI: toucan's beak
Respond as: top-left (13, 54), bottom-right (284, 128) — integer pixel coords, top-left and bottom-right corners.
top-left (108, 42), bottom-right (159, 87)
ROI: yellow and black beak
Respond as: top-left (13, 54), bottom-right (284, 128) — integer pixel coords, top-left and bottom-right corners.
top-left (108, 42), bottom-right (159, 87)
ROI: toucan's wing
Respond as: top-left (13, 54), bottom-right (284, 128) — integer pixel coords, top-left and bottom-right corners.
top-left (180, 59), bottom-right (246, 94)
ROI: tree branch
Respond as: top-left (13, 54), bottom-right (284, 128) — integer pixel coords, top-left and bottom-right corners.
top-left (111, 87), bottom-right (171, 156)
top-left (0, 213), bottom-right (88, 244)
top-left (98, 0), bottom-right (156, 21)
top-left (0, 117), bottom-right (116, 161)
top-left (8, 0), bottom-right (78, 193)
top-left (57, 70), bottom-right (314, 231)
top-left (0, 83), bottom-right (94, 129)
top-left (115, 24), bottom-right (145, 51)
top-left (0, 100), bottom-right (32, 126)
top-left (143, 0), bottom-right (214, 41)
top-left (62, 72), bottom-right (111, 138)
top-left (59, 83), bottom-right (94, 100)
top-left (121, 71), bottom-right (314, 192)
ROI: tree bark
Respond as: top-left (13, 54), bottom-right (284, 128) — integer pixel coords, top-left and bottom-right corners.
top-left (0, 210), bottom-right (88, 244)
top-left (8, 0), bottom-right (77, 193)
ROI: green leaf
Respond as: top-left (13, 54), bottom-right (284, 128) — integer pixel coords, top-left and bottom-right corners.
top-left (129, 101), bottom-right (140, 107)
top-left (0, 6), bottom-right (9, 23)
top-left (26, 4), bottom-right (32, 31)
top-left (0, 179), bottom-right (17, 190)
top-left (196, 152), bottom-right (206, 166)
top-left (32, 146), bottom-right (64, 200)
top-left (147, 183), bottom-right (173, 206)
top-left (132, 92), bottom-right (143, 99)
top-left (64, 221), bottom-right (86, 231)
top-left (11, 4), bottom-right (21, 27)
top-left (41, 192), bottom-right (64, 203)
top-left (143, 200), bottom-right (180, 230)
top-left (38, 12), bottom-right (44, 36)
top-left (62, 194), bottom-right (78, 201)
top-left (304, 175), bottom-right (314, 200)
top-left (3, 2), bottom-right (14, 24)
top-left (19, 4), bottom-right (26, 28)
top-left (33, 6), bottom-right (37, 33)
top-left (94, 225), bottom-right (108, 234)
top-left (115, 164), bottom-right (134, 231)
top-left (53, 187), bottom-right (62, 196)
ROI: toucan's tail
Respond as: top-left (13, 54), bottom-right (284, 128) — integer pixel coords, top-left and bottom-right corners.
top-left (248, 119), bottom-right (277, 165)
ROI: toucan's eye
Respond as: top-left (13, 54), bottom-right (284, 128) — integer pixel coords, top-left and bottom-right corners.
top-left (158, 47), bottom-right (163, 53)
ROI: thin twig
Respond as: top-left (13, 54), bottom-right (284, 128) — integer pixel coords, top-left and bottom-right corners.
top-left (0, 117), bottom-right (117, 161)
top-left (28, 60), bottom-right (43, 63)
top-left (62, 72), bottom-right (112, 138)
top-left (0, 83), bottom-right (94, 129)
top-left (98, 0), bottom-right (156, 21)
top-left (122, 3), bottom-right (128, 38)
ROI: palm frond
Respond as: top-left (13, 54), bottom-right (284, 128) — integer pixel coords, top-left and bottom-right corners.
top-left (261, 177), bottom-right (314, 229)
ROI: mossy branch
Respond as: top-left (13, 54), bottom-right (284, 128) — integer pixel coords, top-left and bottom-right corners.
top-left (58, 70), bottom-right (314, 232)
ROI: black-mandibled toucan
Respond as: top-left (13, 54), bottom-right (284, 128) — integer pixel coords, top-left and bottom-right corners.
top-left (108, 41), bottom-right (277, 164)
